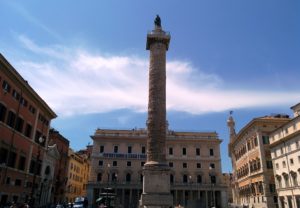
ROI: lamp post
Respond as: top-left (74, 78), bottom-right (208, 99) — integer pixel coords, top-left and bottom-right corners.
top-left (30, 136), bottom-right (44, 207)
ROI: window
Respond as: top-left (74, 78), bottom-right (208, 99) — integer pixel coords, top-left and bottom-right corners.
top-left (254, 137), bottom-right (258, 146)
top-left (269, 184), bottom-right (276, 193)
top-left (182, 148), bottom-right (186, 156)
top-left (141, 146), bottom-right (146, 154)
top-left (29, 105), bottom-right (36, 114)
top-left (274, 150), bottom-right (277, 158)
top-left (183, 163), bottom-right (187, 168)
top-left (6, 111), bottom-right (16, 128)
top-left (282, 161), bottom-right (286, 168)
top-left (18, 156), bottom-right (26, 171)
top-left (296, 141), bottom-right (300, 149)
top-left (127, 161), bottom-right (131, 167)
top-left (197, 163), bottom-right (201, 168)
top-left (20, 97), bottom-right (28, 107)
top-left (99, 145), bottom-right (104, 153)
top-left (169, 147), bottom-right (173, 155)
top-left (97, 173), bottom-right (102, 182)
top-left (112, 161), bottom-right (117, 167)
top-left (29, 160), bottom-right (36, 174)
top-left (6, 177), bottom-right (11, 185)
top-left (169, 162), bottom-right (173, 167)
top-left (98, 160), bottom-right (103, 166)
top-left (15, 179), bottom-right (22, 186)
top-left (266, 161), bottom-right (273, 169)
top-left (2, 80), bottom-right (11, 93)
top-left (128, 146), bottom-right (132, 154)
top-left (114, 146), bottom-right (118, 153)
top-left (25, 123), bottom-right (32, 138)
top-left (112, 173), bottom-right (117, 181)
top-left (170, 174), bottom-right (174, 184)
top-left (290, 158), bottom-right (294, 165)
top-left (183, 175), bottom-right (188, 183)
top-left (210, 163), bottom-right (215, 169)
top-left (197, 175), bottom-right (202, 183)
top-left (288, 143), bottom-right (291, 152)
top-left (0, 103), bottom-right (7, 122)
top-left (12, 90), bottom-right (20, 101)
top-left (275, 163), bottom-right (279, 169)
top-left (35, 131), bottom-right (42, 143)
top-left (36, 162), bottom-right (42, 175)
top-left (210, 175), bottom-right (216, 184)
top-left (210, 149), bottom-right (214, 156)
top-left (0, 148), bottom-right (8, 164)
top-left (196, 148), bottom-right (200, 156)
top-left (7, 152), bottom-right (17, 168)
top-left (262, 136), bottom-right (270, 144)
top-left (15, 117), bottom-right (24, 133)
top-left (126, 173), bottom-right (131, 182)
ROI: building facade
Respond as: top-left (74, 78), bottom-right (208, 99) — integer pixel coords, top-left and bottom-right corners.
top-left (0, 54), bottom-right (57, 206)
top-left (38, 144), bottom-right (60, 207)
top-left (48, 128), bottom-right (70, 204)
top-left (87, 128), bottom-right (228, 208)
top-left (222, 173), bottom-right (233, 204)
top-left (269, 103), bottom-right (300, 208)
top-left (228, 114), bottom-right (290, 208)
top-left (65, 149), bottom-right (90, 203)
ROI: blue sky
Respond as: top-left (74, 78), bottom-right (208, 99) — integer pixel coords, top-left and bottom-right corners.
top-left (1, 0), bottom-right (299, 172)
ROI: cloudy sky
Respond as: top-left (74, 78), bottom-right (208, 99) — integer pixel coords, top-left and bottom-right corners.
top-left (1, 0), bottom-right (299, 172)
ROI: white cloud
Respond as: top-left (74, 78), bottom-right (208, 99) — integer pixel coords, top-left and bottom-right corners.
top-left (14, 36), bottom-right (300, 117)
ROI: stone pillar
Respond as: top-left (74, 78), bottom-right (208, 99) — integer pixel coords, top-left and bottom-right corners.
top-left (140, 16), bottom-right (173, 208)
top-left (221, 190), bottom-right (228, 208)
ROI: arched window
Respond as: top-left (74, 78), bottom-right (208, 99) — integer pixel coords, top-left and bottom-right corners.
top-left (97, 173), bottom-right (102, 182)
top-left (170, 174), bottom-right (174, 184)
top-left (183, 174), bottom-right (188, 183)
top-left (112, 172), bottom-right (118, 182)
top-left (283, 173), bottom-right (289, 187)
top-left (197, 175), bottom-right (202, 184)
top-left (210, 175), bottom-right (216, 184)
top-left (290, 171), bottom-right (298, 186)
top-left (126, 173), bottom-right (131, 182)
top-left (276, 175), bottom-right (282, 188)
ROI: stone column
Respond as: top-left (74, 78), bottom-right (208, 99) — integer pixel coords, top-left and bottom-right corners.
top-left (139, 16), bottom-right (173, 208)
top-left (221, 190), bottom-right (228, 208)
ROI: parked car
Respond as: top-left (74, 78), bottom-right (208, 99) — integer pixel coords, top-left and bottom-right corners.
top-left (73, 197), bottom-right (88, 208)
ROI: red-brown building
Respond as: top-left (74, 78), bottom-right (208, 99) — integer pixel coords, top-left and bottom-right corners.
top-left (48, 128), bottom-right (70, 204)
top-left (0, 54), bottom-right (57, 206)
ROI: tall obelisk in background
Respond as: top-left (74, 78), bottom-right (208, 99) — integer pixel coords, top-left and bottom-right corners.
top-left (140, 15), bottom-right (173, 208)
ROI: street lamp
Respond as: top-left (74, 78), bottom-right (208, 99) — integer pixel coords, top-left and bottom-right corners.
top-left (30, 136), bottom-right (44, 207)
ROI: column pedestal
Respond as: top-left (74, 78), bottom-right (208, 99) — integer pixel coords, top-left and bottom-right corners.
top-left (140, 164), bottom-right (173, 208)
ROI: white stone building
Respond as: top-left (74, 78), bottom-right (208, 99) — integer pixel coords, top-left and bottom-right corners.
top-left (270, 103), bottom-right (300, 208)
top-left (87, 128), bottom-right (228, 208)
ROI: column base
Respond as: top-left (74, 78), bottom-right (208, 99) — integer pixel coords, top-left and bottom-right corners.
top-left (139, 163), bottom-right (173, 208)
